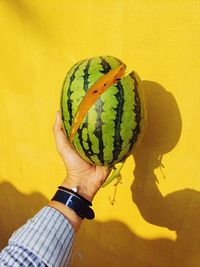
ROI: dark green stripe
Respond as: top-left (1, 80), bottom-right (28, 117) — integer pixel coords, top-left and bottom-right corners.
top-left (91, 57), bottom-right (113, 164)
top-left (77, 58), bottom-right (101, 163)
top-left (79, 114), bottom-right (96, 161)
top-left (110, 81), bottom-right (125, 164)
top-left (85, 118), bottom-right (95, 157)
top-left (60, 87), bottom-right (65, 121)
top-left (128, 73), bottom-right (141, 153)
top-left (77, 118), bottom-right (96, 165)
top-left (100, 56), bottom-right (123, 70)
top-left (93, 98), bottom-right (105, 164)
top-left (83, 59), bottom-right (92, 92)
top-left (61, 60), bottom-right (84, 135)
top-left (61, 67), bottom-right (75, 122)
top-left (67, 61), bottom-right (84, 126)
top-left (100, 56), bottom-right (112, 74)
top-left (85, 114), bottom-right (101, 162)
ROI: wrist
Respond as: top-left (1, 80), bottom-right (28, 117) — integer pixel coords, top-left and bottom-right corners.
top-left (61, 176), bottom-right (97, 202)
top-left (49, 184), bottom-right (95, 230)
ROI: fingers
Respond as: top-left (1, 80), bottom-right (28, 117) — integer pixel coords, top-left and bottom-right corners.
top-left (53, 111), bottom-right (72, 154)
top-left (96, 165), bottom-right (113, 184)
top-left (53, 111), bottom-right (63, 131)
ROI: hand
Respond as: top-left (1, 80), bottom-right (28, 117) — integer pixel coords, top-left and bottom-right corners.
top-left (53, 111), bottom-right (110, 202)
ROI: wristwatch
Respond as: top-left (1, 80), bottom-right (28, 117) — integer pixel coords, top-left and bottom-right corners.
top-left (51, 189), bottom-right (95, 219)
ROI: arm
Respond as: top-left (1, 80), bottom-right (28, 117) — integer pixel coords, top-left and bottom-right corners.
top-left (0, 111), bottom-right (110, 266)
top-left (0, 207), bottom-right (75, 267)
top-left (49, 111), bottom-right (109, 231)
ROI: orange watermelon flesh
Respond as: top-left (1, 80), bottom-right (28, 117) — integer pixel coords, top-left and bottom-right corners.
top-left (69, 64), bottom-right (126, 143)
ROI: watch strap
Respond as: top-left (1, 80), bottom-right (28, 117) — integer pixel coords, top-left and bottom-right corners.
top-left (58, 186), bottom-right (92, 206)
top-left (51, 190), bottom-right (95, 220)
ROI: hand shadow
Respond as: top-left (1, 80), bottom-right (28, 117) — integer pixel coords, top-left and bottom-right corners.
top-left (131, 81), bottom-right (200, 266)
top-left (0, 181), bottom-right (48, 250)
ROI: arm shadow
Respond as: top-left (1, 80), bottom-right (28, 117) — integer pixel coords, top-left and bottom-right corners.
top-left (131, 80), bottom-right (200, 266)
top-left (0, 182), bottom-right (174, 267)
top-left (0, 181), bottom-right (48, 250)
top-left (72, 219), bottom-right (174, 267)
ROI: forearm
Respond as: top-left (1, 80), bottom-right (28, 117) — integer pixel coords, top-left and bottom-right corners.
top-left (0, 206), bottom-right (75, 267)
top-left (48, 177), bottom-right (95, 232)
top-left (0, 175), bottom-right (98, 267)
top-left (0, 109), bottom-right (109, 266)
top-left (48, 200), bottom-right (82, 232)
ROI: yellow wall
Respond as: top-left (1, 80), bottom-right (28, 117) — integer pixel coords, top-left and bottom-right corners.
top-left (0, 1), bottom-right (200, 266)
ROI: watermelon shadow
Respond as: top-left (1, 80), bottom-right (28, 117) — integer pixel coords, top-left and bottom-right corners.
top-left (132, 81), bottom-right (200, 266)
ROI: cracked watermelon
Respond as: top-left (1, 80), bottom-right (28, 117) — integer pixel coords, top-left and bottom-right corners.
top-left (61, 55), bottom-right (145, 167)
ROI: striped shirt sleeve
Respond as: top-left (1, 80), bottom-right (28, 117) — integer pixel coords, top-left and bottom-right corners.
top-left (0, 206), bottom-right (75, 267)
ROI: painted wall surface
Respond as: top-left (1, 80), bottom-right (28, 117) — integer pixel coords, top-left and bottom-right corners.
top-left (0, 1), bottom-right (200, 266)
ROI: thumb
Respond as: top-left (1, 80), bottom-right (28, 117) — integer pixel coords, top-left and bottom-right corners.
top-left (55, 111), bottom-right (62, 128)
top-left (53, 111), bottom-right (72, 154)
top-left (53, 111), bottom-right (64, 133)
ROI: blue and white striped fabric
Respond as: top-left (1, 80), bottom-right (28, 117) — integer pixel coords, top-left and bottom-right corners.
top-left (0, 207), bottom-right (75, 267)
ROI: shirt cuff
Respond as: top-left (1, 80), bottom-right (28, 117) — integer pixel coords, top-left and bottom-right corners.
top-left (9, 206), bottom-right (75, 267)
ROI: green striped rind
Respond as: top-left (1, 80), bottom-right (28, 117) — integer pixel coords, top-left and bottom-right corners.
top-left (61, 56), bottom-right (144, 166)
top-left (132, 71), bottom-right (146, 146)
top-left (61, 59), bottom-right (86, 136)
top-left (82, 72), bottom-right (142, 166)
top-left (117, 73), bottom-right (139, 160)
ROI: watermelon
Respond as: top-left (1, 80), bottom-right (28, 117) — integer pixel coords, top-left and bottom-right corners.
top-left (61, 55), bottom-right (145, 167)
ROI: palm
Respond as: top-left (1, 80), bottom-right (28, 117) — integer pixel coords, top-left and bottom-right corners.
top-left (62, 137), bottom-right (109, 185)
top-left (54, 112), bottom-right (109, 189)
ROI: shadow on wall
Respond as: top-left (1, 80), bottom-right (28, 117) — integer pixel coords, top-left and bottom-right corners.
top-left (0, 183), bottom-right (173, 267)
top-left (1, 81), bottom-right (199, 266)
top-left (72, 220), bottom-right (174, 267)
top-left (131, 81), bottom-right (200, 267)
top-left (71, 81), bottom-right (180, 267)
top-left (0, 182), bottom-right (48, 250)
top-left (72, 81), bottom-right (200, 267)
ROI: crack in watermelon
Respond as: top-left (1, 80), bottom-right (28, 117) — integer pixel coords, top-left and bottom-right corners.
top-left (69, 64), bottom-right (126, 143)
